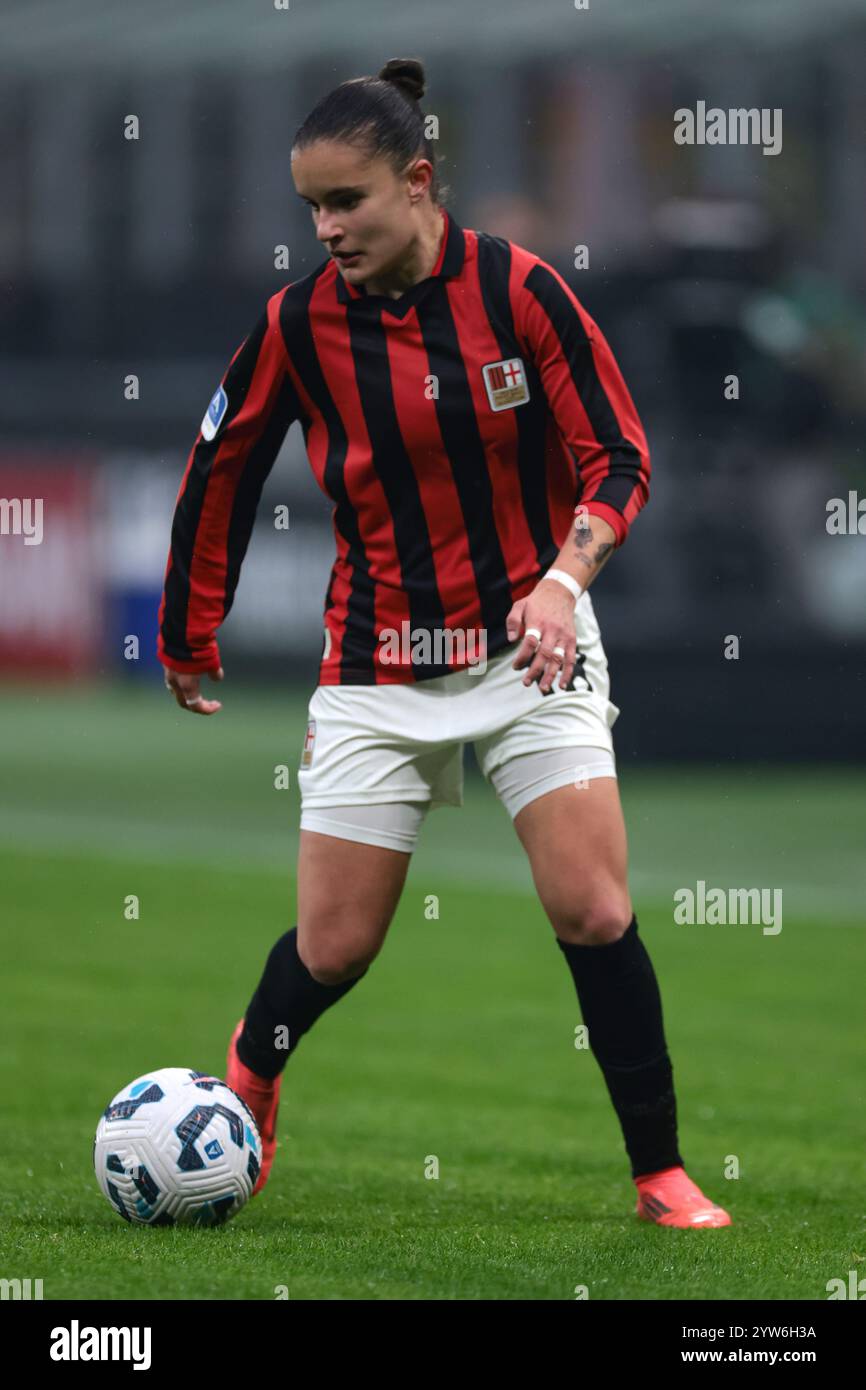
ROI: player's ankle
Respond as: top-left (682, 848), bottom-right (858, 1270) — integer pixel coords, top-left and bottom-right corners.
top-left (634, 1164), bottom-right (684, 1183)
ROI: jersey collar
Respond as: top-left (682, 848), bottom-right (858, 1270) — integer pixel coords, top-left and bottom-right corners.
top-left (334, 208), bottom-right (465, 314)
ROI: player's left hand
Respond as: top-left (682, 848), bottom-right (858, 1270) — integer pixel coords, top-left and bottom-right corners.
top-left (507, 580), bottom-right (577, 692)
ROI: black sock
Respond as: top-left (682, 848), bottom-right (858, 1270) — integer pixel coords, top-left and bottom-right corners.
top-left (236, 926), bottom-right (368, 1080)
top-left (557, 915), bottom-right (684, 1179)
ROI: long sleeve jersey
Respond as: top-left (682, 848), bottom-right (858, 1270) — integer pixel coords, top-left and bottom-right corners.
top-left (157, 207), bottom-right (650, 684)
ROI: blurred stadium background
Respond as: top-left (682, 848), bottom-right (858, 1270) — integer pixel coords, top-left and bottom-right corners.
top-left (1, 0), bottom-right (865, 754)
top-left (1, 1), bottom-right (865, 1300)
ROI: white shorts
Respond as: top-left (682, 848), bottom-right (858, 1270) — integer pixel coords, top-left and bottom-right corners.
top-left (297, 590), bottom-right (620, 853)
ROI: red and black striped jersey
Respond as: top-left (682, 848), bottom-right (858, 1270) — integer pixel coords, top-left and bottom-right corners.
top-left (157, 207), bottom-right (650, 684)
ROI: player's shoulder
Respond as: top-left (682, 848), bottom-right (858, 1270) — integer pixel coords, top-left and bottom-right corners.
top-left (257, 258), bottom-right (336, 347)
top-left (469, 226), bottom-right (573, 301)
top-left (470, 225), bottom-right (536, 275)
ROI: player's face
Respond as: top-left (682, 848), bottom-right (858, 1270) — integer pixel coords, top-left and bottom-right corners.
top-left (292, 139), bottom-right (431, 287)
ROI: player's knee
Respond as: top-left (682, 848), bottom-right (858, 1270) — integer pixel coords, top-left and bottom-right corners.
top-left (553, 893), bottom-right (632, 947)
top-left (308, 959), bottom-right (371, 986)
top-left (299, 937), bottom-right (377, 985)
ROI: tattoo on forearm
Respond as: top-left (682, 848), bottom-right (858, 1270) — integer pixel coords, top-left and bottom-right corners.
top-left (572, 532), bottom-right (614, 574)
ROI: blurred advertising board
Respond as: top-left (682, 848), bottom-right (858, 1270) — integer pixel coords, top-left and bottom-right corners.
top-left (0, 456), bottom-right (103, 677)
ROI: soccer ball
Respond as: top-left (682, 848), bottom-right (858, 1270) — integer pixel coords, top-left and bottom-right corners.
top-left (93, 1067), bottom-right (261, 1227)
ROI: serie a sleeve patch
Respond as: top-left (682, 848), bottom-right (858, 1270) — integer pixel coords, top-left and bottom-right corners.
top-left (200, 385), bottom-right (228, 441)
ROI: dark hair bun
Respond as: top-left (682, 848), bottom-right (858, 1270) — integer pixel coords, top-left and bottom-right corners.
top-left (378, 57), bottom-right (425, 103)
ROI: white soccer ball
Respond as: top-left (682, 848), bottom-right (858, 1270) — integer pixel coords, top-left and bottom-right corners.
top-left (93, 1067), bottom-right (261, 1226)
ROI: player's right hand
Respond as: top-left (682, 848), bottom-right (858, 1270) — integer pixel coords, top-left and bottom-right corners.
top-left (163, 665), bottom-right (224, 715)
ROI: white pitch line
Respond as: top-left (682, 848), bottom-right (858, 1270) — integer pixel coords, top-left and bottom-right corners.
top-left (0, 806), bottom-right (862, 920)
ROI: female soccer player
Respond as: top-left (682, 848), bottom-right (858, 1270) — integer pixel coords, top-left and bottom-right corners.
top-left (159, 58), bottom-right (730, 1228)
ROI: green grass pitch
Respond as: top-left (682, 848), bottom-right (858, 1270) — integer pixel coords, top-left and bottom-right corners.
top-left (1, 682), bottom-right (863, 1300)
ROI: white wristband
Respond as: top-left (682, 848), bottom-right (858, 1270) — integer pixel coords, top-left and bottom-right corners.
top-left (543, 567), bottom-right (584, 603)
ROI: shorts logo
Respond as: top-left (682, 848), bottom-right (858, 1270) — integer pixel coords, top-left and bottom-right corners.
top-left (301, 717), bottom-right (316, 769)
top-left (482, 357), bottom-right (529, 411)
top-left (200, 385), bottom-right (228, 441)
